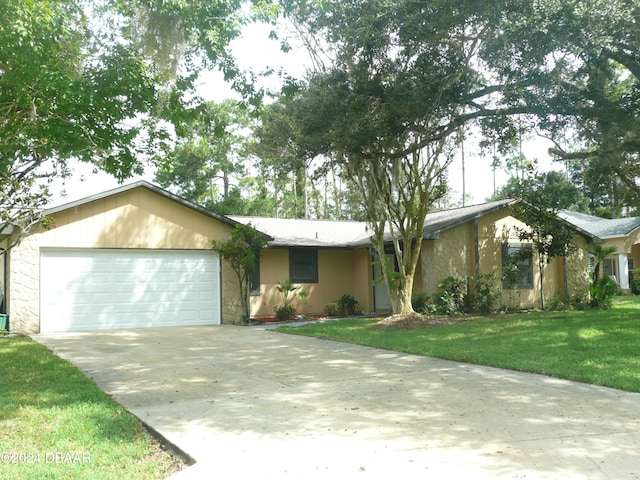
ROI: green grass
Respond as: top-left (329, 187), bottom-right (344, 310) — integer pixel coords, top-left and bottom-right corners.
top-left (0, 337), bottom-right (182, 480)
top-left (278, 296), bottom-right (640, 392)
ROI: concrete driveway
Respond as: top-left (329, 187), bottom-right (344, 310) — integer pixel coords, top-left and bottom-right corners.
top-left (35, 326), bottom-right (640, 479)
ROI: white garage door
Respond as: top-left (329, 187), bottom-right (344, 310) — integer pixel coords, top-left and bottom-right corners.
top-left (40, 249), bottom-right (221, 333)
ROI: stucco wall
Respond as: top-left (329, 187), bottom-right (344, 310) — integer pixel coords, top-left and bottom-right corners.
top-left (418, 208), bottom-right (591, 310)
top-left (8, 186), bottom-right (239, 333)
top-left (250, 247), bottom-right (372, 318)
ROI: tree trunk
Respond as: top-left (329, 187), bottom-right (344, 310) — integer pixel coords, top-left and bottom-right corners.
top-left (388, 274), bottom-right (415, 316)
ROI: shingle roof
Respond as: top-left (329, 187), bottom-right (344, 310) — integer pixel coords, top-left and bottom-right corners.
top-left (228, 216), bottom-right (372, 247)
top-left (558, 210), bottom-right (640, 239)
top-left (419, 199), bottom-right (515, 239)
top-left (231, 199), bottom-right (517, 247)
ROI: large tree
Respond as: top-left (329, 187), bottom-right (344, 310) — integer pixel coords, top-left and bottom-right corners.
top-left (1, 0), bottom-right (276, 246)
top-left (263, 0), bottom-right (640, 316)
top-left (154, 99), bottom-right (251, 210)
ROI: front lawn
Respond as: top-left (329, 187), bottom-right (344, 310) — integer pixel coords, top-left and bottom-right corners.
top-left (278, 296), bottom-right (640, 392)
top-left (0, 336), bottom-right (183, 480)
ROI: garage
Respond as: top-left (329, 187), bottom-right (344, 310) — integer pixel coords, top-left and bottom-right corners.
top-left (40, 248), bottom-right (222, 333)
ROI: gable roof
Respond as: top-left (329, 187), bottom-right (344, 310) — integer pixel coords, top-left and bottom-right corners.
top-left (419, 199), bottom-right (515, 239)
top-left (44, 181), bottom-right (241, 229)
top-left (558, 210), bottom-right (640, 240)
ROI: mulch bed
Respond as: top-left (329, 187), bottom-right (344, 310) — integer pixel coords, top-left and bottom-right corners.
top-left (374, 313), bottom-right (479, 330)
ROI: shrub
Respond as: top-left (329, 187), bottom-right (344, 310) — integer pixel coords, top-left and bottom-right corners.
top-left (631, 269), bottom-right (640, 295)
top-left (589, 276), bottom-right (618, 309)
top-left (274, 304), bottom-right (297, 321)
top-left (474, 273), bottom-right (501, 314)
top-left (325, 294), bottom-right (361, 317)
top-left (338, 294), bottom-right (360, 315)
top-left (435, 276), bottom-right (467, 315)
top-left (411, 291), bottom-right (430, 313)
top-left (274, 279), bottom-right (308, 321)
top-left (324, 301), bottom-right (341, 317)
top-left (432, 274), bottom-right (501, 315)
top-left (549, 292), bottom-right (569, 311)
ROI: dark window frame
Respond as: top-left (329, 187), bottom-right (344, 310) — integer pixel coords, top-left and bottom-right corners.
top-left (289, 248), bottom-right (319, 283)
top-left (249, 255), bottom-right (261, 296)
top-left (502, 243), bottom-right (534, 290)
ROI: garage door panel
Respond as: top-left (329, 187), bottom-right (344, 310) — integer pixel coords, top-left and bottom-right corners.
top-left (40, 249), bottom-right (221, 333)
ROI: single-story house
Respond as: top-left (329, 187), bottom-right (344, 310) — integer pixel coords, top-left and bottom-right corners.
top-left (231, 200), bottom-right (601, 318)
top-left (559, 210), bottom-right (640, 290)
top-left (3, 181), bottom-right (618, 334)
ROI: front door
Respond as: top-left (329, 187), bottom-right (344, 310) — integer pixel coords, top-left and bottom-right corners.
top-left (373, 254), bottom-right (393, 312)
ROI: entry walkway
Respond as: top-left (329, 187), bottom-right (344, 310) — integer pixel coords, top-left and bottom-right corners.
top-left (35, 326), bottom-right (640, 479)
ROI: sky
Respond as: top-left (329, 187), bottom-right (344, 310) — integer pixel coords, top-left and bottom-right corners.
top-left (49, 22), bottom-right (562, 209)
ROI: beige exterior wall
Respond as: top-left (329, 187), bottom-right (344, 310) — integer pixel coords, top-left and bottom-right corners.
top-left (418, 208), bottom-right (591, 310)
top-left (250, 247), bottom-right (373, 318)
top-left (8, 187), bottom-right (241, 333)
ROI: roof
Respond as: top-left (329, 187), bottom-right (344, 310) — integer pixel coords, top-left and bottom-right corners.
top-left (228, 216), bottom-right (372, 247)
top-left (44, 181), bottom-right (241, 229)
top-left (231, 199), bottom-right (517, 248)
top-left (558, 210), bottom-right (640, 240)
top-left (419, 199), bottom-right (515, 239)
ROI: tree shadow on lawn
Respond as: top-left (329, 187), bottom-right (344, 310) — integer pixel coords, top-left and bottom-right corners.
top-left (0, 336), bottom-right (187, 477)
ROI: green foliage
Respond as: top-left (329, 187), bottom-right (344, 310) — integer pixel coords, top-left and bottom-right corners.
top-left (549, 292), bottom-right (570, 311)
top-left (509, 165), bottom-right (579, 308)
top-left (0, 337), bottom-right (178, 478)
top-left (274, 279), bottom-right (308, 320)
top-left (588, 244), bottom-right (618, 286)
top-left (415, 274), bottom-right (502, 316)
top-left (435, 276), bottom-right (468, 316)
top-left (211, 223), bottom-right (269, 321)
top-left (411, 291), bottom-right (432, 315)
top-left (324, 301), bottom-right (342, 317)
top-left (589, 277), bottom-right (619, 309)
top-left (493, 171), bottom-right (590, 213)
top-left (325, 294), bottom-right (361, 316)
top-left (274, 304), bottom-right (297, 322)
top-left (338, 294), bottom-right (360, 315)
top-left (154, 99), bottom-right (252, 211)
top-left (1, 0), bottom-right (260, 246)
top-left (474, 273), bottom-right (502, 314)
top-left (279, 297), bottom-right (640, 392)
top-left (631, 269), bottom-right (640, 296)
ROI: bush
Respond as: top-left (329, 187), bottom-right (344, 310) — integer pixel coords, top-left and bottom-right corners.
top-left (474, 273), bottom-right (501, 314)
top-left (435, 276), bottom-right (467, 315)
top-left (411, 291), bottom-right (430, 313)
top-left (324, 301), bottom-right (341, 317)
top-left (338, 294), bottom-right (360, 315)
top-left (591, 276), bottom-right (618, 308)
top-left (274, 304), bottom-right (297, 321)
top-left (325, 294), bottom-right (361, 317)
top-left (430, 274), bottom-right (501, 316)
top-left (631, 269), bottom-right (640, 295)
top-left (589, 276), bottom-right (618, 309)
top-left (549, 292), bottom-right (569, 311)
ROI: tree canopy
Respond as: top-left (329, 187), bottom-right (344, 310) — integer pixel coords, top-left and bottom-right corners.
top-left (0, 0), bottom-right (277, 244)
top-left (251, 0), bottom-right (640, 314)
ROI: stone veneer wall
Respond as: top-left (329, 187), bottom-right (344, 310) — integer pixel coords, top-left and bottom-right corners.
top-left (8, 232), bottom-right (41, 334)
top-left (220, 261), bottom-right (244, 325)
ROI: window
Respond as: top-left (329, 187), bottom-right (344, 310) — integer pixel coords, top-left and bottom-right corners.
top-left (289, 248), bottom-right (318, 283)
top-left (250, 256), bottom-right (260, 296)
top-left (502, 243), bottom-right (534, 289)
